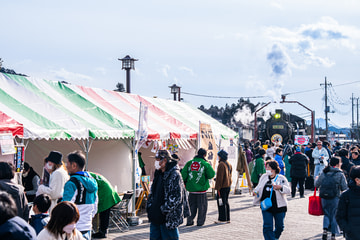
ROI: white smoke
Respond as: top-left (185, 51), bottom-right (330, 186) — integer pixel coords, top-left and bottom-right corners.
top-left (232, 105), bottom-right (253, 126)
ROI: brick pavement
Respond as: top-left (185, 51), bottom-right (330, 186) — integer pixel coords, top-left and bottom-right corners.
top-left (106, 189), bottom-right (345, 240)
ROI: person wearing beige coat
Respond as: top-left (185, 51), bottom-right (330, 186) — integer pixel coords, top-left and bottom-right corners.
top-left (253, 160), bottom-right (291, 240)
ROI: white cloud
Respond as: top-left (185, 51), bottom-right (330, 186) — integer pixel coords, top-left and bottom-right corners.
top-left (95, 67), bottom-right (107, 75)
top-left (263, 16), bottom-right (360, 71)
top-left (159, 64), bottom-right (170, 78)
top-left (49, 68), bottom-right (93, 83)
top-left (179, 66), bottom-right (195, 76)
top-left (270, 1), bottom-right (284, 9)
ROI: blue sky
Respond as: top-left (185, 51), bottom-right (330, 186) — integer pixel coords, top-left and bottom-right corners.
top-left (1, 0), bottom-right (360, 128)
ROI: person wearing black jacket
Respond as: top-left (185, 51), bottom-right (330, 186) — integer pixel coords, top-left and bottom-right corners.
top-left (289, 145), bottom-right (309, 198)
top-left (338, 148), bottom-right (354, 182)
top-left (22, 162), bottom-right (40, 202)
top-left (147, 150), bottom-right (190, 239)
top-left (336, 166), bottom-right (360, 240)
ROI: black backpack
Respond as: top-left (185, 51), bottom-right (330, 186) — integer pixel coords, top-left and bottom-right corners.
top-left (319, 172), bottom-right (337, 199)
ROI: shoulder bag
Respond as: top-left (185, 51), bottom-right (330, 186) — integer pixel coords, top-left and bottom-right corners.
top-left (260, 175), bottom-right (279, 211)
top-left (308, 187), bottom-right (324, 216)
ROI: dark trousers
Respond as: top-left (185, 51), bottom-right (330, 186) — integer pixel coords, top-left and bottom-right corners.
top-left (291, 177), bottom-right (305, 197)
top-left (99, 208), bottom-right (111, 233)
top-left (217, 187), bottom-right (230, 221)
top-left (187, 192), bottom-right (208, 225)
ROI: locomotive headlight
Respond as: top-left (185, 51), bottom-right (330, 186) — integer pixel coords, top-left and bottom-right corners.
top-left (274, 113), bottom-right (281, 119)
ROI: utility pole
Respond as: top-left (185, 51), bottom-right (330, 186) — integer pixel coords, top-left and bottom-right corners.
top-left (320, 77), bottom-right (331, 141)
top-left (356, 98), bottom-right (359, 142)
top-left (352, 94), bottom-right (355, 143)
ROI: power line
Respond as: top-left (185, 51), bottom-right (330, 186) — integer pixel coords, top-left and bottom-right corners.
top-left (181, 80), bottom-right (360, 99)
top-left (181, 91), bottom-right (269, 99)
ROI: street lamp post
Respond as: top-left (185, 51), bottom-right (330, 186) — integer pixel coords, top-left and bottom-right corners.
top-left (118, 55), bottom-right (138, 93)
top-left (169, 84), bottom-right (181, 101)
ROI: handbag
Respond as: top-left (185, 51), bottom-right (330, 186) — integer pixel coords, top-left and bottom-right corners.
top-left (260, 175), bottom-right (279, 211)
top-left (308, 187), bottom-right (324, 216)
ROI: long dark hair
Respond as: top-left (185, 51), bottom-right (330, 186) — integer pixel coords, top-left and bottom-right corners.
top-left (46, 201), bottom-right (80, 237)
top-left (0, 191), bottom-right (17, 225)
top-left (323, 157), bottom-right (341, 173)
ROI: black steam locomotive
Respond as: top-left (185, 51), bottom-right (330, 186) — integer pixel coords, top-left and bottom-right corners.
top-left (258, 109), bottom-right (307, 144)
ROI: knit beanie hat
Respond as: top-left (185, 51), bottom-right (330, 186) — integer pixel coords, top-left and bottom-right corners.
top-left (218, 150), bottom-right (228, 161)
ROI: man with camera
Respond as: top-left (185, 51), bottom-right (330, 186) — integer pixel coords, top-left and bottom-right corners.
top-left (312, 140), bottom-right (329, 178)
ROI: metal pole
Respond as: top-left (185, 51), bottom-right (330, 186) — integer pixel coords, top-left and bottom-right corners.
top-left (126, 69), bottom-right (131, 93)
top-left (311, 111), bottom-right (315, 143)
top-left (131, 139), bottom-right (136, 215)
top-left (325, 77), bottom-right (328, 141)
top-left (357, 98), bottom-right (359, 142)
top-left (86, 138), bottom-right (89, 171)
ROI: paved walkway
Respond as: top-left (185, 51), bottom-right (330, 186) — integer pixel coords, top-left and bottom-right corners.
top-left (106, 189), bottom-right (345, 240)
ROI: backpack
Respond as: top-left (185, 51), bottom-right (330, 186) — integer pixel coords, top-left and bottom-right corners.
top-left (319, 172), bottom-right (337, 199)
top-left (69, 177), bottom-right (87, 204)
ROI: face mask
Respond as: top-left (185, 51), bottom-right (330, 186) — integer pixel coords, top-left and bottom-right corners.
top-left (22, 171), bottom-right (28, 177)
top-left (154, 160), bottom-right (162, 170)
top-left (266, 170), bottom-right (272, 175)
top-left (63, 223), bottom-right (76, 234)
top-left (46, 162), bottom-right (53, 171)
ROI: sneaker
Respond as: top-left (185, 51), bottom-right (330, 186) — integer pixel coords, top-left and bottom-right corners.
top-left (92, 231), bottom-right (107, 239)
top-left (186, 222), bottom-right (194, 226)
top-left (322, 231), bottom-right (327, 240)
top-left (300, 195), bottom-right (305, 198)
top-left (214, 220), bottom-right (228, 224)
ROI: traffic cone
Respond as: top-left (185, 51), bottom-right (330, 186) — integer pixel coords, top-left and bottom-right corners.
top-left (240, 173), bottom-right (248, 187)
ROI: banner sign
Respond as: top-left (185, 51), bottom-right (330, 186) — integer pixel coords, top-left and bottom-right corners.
top-left (199, 122), bottom-right (217, 169)
top-left (135, 102), bottom-right (149, 188)
top-left (14, 145), bottom-right (24, 172)
top-left (294, 135), bottom-right (310, 145)
top-left (0, 133), bottom-right (15, 155)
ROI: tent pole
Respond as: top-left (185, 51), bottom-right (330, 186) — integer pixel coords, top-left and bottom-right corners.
top-left (76, 139), bottom-right (93, 171)
top-left (85, 138), bottom-right (89, 171)
top-left (132, 138), bottom-right (136, 215)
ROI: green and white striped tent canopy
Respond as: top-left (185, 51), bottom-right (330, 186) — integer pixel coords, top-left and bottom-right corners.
top-left (0, 73), bottom-right (237, 141)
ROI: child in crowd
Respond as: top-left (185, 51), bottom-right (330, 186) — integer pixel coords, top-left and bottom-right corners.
top-left (29, 194), bottom-right (51, 234)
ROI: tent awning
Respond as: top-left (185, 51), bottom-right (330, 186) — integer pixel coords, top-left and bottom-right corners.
top-left (0, 73), bottom-right (237, 141)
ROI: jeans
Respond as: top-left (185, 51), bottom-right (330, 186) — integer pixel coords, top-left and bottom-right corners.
top-left (314, 164), bottom-right (325, 178)
top-left (150, 222), bottom-right (179, 240)
top-left (291, 177), bottom-right (305, 197)
top-left (322, 197), bottom-right (340, 234)
top-left (262, 211), bottom-right (286, 240)
top-left (81, 230), bottom-right (92, 240)
top-left (217, 187), bottom-right (230, 221)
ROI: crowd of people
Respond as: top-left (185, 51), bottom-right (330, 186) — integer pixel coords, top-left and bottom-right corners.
top-left (1, 139), bottom-right (360, 240)
top-left (246, 139), bottom-right (360, 240)
top-left (0, 150), bottom-right (120, 240)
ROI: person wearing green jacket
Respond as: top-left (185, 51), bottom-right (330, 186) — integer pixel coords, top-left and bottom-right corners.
top-left (181, 148), bottom-right (215, 226)
top-left (250, 149), bottom-right (266, 188)
top-left (90, 172), bottom-right (121, 239)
